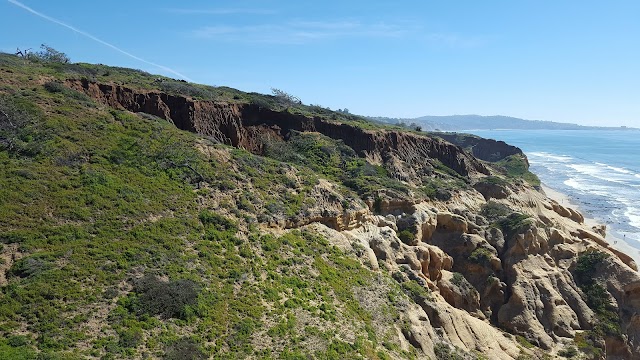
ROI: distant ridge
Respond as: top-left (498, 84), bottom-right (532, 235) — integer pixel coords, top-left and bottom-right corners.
top-left (369, 114), bottom-right (637, 131)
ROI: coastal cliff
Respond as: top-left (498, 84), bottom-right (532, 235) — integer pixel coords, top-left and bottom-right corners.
top-left (1, 54), bottom-right (639, 359)
top-left (65, 79), bottom-right (489, 179)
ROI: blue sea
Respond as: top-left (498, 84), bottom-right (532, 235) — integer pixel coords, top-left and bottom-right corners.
top-left (468, 129), bottom-right (640, 258)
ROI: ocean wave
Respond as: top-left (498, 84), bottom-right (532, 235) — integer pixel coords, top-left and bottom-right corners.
top-left (528, 152), bottom-right (573, 162)
top-left (567, 164), bottom-right (636, 186)
top-left (562, 176), bottom-right (624, 198)
top-left (625, 207), bottom-right (640, 230)
top-left (595, 162), bottom-right (634, 175)
top-left (563, 178), bottom-right (591, 192)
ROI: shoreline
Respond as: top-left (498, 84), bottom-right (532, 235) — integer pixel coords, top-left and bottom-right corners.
top-left (541, 183), bottom-right (640, 265)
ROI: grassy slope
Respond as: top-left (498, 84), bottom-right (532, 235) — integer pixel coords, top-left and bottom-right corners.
top-left (0, 54), bottom-right (439, 359)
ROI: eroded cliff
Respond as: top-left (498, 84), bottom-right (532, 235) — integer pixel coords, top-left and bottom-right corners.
top-left (65, 79), bottom-right (489, 179)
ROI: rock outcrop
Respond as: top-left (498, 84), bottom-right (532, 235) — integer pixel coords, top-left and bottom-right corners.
top-left (435, 132), bottom-right (523, 162)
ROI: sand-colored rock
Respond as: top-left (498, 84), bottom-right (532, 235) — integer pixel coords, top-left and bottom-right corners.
top-left (435, 212), bottom-right (468, 234)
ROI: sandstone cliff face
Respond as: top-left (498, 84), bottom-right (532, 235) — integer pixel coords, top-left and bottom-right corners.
top-left (66, 80), bottom-right (488, 179)
top-left (67, 79), bottom-right (640, 359)
top-left (435, 132), bottom-right (524, 162)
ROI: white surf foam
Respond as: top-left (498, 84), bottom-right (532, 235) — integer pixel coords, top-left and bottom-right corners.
top-left (567, 163), bottom-right (634, 185)
top-left (595, 162), bottom-right (634, 175)
top-left (529, 152), bottom-right (573, 162)
top-left (625, 207), bottom-right (640, 230)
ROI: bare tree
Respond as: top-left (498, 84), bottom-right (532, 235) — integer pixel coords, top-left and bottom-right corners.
top-left (271, 88), bottom-right (301, 106)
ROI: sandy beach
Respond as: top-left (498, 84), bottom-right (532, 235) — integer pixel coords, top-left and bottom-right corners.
top-left (542, 183), bottom-right (640, 265)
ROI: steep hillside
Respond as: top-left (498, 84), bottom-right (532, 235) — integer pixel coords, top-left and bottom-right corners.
top-left (1, 53), bottom-right (640, 360)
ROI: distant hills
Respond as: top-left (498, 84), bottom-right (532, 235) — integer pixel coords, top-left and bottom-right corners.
top-left (368, 114), bottom-right (636, 131)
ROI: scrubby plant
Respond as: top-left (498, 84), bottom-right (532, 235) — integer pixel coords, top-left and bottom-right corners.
top-left (401, 280), bottom-right (432, 303)
top-left (497, 212), bottom-right (531, 239)
top-left (469, 247), bottom-right (494, 265)
top-left (397, 229), bottom-right (416, 245)
top-left (43, 81), bottom-right (92, 102)
top-left (129, 275), bottom-right (200, 320)
top-left (434, 342), bottom-right (464, 360)
top-left (164, 338), bottom-right (207, 360)
top-left (43, 81), bottom-right (66, 93)
top-left (420, 177), bottom-right (464, 200)
top-left (516, 335), bottom-right (535, 349)
top-left (572, 250), bottom-right (620, 355)
top-left (271, 88), bottom-right (301, 106)
top-left (0, 95), bottom-right (43, 156)
top-left (495, 154), bottom-right (540, 186)
top-left (481, 201), bottom-right (511, 222)
top-left (478, 175), bottom-right (509, 186)
top-left (27, 44), bottom-right (70, 63)
top-left (558, 346), bottom-right (578, 358)
top-left (159, 80), bottom-right (217, 100)
top-left (451, 272), bottom-right (465, 287)
top-left (9, 256), bottom-right (51, 278)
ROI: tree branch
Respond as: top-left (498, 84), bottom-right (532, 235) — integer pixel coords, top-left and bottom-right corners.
top-left (165, 160), bottom-right (205, 187)
top-left (0, 109), bottom-right (15, 128)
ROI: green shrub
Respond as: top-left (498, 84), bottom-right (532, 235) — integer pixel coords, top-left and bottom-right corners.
top-left (573, 250), bottom-right (621, 348)
top-left (574, 250), bottom-right (608, 285)
top-left (497, 213), bottom-right (530, 239)
top-left (558, 346), bottom-right (578, 358)
top-left (480, 176), bottom-right (509, 186)
top-left (164, 338), bottom-right (206, 360)
top-left (131, 275), bottom-right (199, 319)
top-left (401, 280), bottom-right (431, 303)
top-left (397, 229), bottom-right (415, 245)
top-left (420, 177), bottom-right (463, 200)
top-left (434, 342), bottom-right (464, 360)
top-left (9, 256), bottom-right (51, 278)
top-left (574, 332), bottom-right (603, 358)
top-left (481, 201), bottom-right (511, 222)
top-left (159, 81), bottom-right (217, 100)
top-left (469, 247), bottom-right (493, 264)
top-left (0, 95), bottom-right (43, 156)
top-left (43, 81), bottom-right (92, 103)
top-left (495, 154), bottom-right (540, 186)
top-left (27, 44), bottom-right (70, 63)
top-left (516, 335), bottom-right (534, 349)
top-left (43, 81), bottom-right (66, 93)
top-left (7, 336), bottom-right (29, 347)
top-left (199, 210), bottom-right (237, 233)
top-left (118, 327), bottom-right (143, 348)
top-left (451, 272), bottom-right (465, 287)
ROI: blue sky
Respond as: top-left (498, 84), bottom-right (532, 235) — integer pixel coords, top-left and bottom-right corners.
top-left (1, 1), bottom-right (639, 127)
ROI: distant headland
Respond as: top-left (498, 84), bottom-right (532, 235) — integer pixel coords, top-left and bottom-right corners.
top-left (368, 114), bottom-right (638, 131)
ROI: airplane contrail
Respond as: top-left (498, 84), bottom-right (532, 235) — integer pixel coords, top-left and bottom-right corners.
top-left (7, 0), bottom-right (194, 82)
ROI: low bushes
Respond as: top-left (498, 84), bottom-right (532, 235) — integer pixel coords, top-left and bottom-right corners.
top-left (129, 275), bottom-right (200, 320)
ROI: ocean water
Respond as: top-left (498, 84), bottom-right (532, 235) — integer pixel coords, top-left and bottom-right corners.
top-left (467, 129), bottom-right (640, 257)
